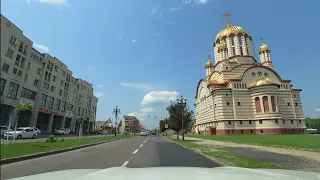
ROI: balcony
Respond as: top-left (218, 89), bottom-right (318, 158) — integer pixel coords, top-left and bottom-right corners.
top-left (19, 97), bottom-right (35, 106)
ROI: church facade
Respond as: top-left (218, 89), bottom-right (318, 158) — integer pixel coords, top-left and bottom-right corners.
top-left (195, 12), bottom-right (306, 135)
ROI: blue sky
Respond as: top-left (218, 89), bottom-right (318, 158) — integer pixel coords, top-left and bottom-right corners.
top-left (2, 0), bottom-right (320, 128)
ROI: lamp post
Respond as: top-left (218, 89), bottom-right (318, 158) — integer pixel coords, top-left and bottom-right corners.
top-left (176, 95), bottom-right (187, 141)
top-left (113, 106), bottom-right (121, 137)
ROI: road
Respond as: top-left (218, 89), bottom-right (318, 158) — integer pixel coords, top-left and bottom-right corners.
top-left (1, 136), bottom-right (220, 179)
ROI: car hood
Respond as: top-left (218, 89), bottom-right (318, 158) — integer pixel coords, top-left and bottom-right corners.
top-left (8, 167), bottom-right (319, 180)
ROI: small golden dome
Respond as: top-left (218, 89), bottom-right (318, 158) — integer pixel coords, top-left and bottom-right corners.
top-left (218, 41), bottom-right (227, 50)
top-left (205, 60), bottom-right (213, 68)
top-left (259, 43), bottom-right (270, 53)
top-left (249, 77), bottom-right (272, 87)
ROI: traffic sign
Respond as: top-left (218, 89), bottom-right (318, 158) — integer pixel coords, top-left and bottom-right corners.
top-left (165, 124), bottom-right (168, 129)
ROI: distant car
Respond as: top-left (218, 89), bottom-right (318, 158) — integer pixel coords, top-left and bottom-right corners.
top-left (140, 131), bottom-right (147, 136)
top-left (89, 130), bottom-right (105, 135)
top-left (121, 131), bottom-right (129, 135)
top-left (1, 126), bottom-right (11, 136)
top-left (32, 127), bottom-right (41, 135)
top-left (54, 128), bottom-right (71, 135)
top-left (4, 127), bottom-right (38, 139)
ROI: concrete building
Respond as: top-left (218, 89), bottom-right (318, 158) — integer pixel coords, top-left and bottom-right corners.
top-left (195, 12), bottom-right (306, 135)
top-left (0, 14), bottom-right (98, 133)
top-left (120, 115), bottom-right (140, 133)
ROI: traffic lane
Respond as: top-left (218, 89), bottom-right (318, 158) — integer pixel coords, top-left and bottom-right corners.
top-left (1, 136), bottom-right (147, 180)
top-left (127, 136), bottom-right (220, 168)
top-left (0, 134), bottom-right (112, 144)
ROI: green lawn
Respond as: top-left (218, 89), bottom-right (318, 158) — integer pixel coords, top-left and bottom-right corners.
top-left (167, 137), bottom-right (284, 169)
top-left (186, 134), bottom-right (320, 150)
top-left (1, 135), bottom-right (133, 159)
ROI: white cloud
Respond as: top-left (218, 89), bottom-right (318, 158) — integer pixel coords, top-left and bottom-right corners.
top-left (128, 112), bottom-right (146, 121)
top-left (182, 0), bottom-right (210, 6)
top-left (94, 92), bottom-right (104, 98)
top-left (86, 68), bottom-right (93, 72)
top-left (132, 39), bottom-right (136, 43)
top-left (141, 91), bottom-right (179, 106)
top-left (169, 7), bottom-right (181, 12)
top-left (27, 0), bottom-right (69, 6)
top-left (140, 108), bottom-right (154, 113)
top-left (315, 108), bottom-right (320, 112)
top-left (159, 9), bottom-right (164, 18)
top-left (33, 42), bottom-right (49, 53)
top-left (96, 84), bottom-right (104, 88)
top-left (150, 6), bottom-right (157, 15)
top-left (155, 33), bottom-right (160, 36)
top-left (120, 83), bottom-right (154, 91)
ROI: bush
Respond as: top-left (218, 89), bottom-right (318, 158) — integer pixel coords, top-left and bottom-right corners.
top-left (47, 135), bottom-right (58, 143)
top-left (61, 138), bottom-right (65, 142)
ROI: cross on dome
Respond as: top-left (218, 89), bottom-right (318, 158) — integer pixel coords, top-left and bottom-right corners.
top-left (223, 12), bottom-right (232, 26)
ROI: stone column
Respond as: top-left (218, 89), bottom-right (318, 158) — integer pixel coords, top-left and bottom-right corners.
top-left (47, 114), bottom-right (54, 133)
top-left (275, 96), bottom-right (279, 112)
top-left (268, 95), bottom-right (272, 112)
top-left (61, 116), bottom-right (66, 128)
top-left (259, 96), bottom-right (264, 113)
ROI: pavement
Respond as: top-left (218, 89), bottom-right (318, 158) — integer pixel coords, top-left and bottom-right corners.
top-left (0, 135), bottom-right (220, 179)
top-left (0, 133), bottom-right (111, 144)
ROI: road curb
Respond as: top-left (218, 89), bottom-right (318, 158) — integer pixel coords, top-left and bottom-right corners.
top-left (0, 136), bottom-right (132, 165)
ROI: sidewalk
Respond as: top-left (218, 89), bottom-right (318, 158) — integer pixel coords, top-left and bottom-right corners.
top-left (173, 136), bottom-right (320, 172)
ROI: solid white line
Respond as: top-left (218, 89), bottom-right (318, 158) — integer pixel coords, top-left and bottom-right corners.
top-left (122, 161), bottom-right (129, 167)
top-left (132, 149), bottom-right (139, 154)
top-left (140, 144), bottom-right (143, 147)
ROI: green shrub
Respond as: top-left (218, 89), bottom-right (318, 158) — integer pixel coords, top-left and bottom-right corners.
top-left (47, 135), bottom-right (58, 143)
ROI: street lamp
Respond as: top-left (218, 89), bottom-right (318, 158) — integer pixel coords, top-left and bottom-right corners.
top-left (112, 106), bottom-right (121, 137)
top-left (176, 95), bottom-right (187, 141)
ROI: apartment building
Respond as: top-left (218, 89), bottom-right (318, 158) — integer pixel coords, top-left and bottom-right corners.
top-left (0, 14), bottom-right (98, 133)
top-left (120, 115), bottom-right (140, 133)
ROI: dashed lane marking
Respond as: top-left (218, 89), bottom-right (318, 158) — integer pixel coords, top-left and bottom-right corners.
top-left (132, 149), bottom-right (139, 154)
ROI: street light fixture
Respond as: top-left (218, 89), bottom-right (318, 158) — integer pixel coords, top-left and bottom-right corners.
top-left (176, 95), bottom-right (187, 141)
top-left (112, 106), bottom-right (121, 137)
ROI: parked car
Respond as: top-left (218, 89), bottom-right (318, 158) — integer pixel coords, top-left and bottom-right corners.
top-left (140, 131), bottom-right (147, 136)
top-left (32, 127), bottom-right (41, 135)
top-left (1, 126), bottom-right (11, 136)
top-left (89, 130), bottom-right (105, 135)
top-left (121, 130), bottom-right (129, 135)
top-left (54, 128), bottom-right (71, 135)
top-left (4, 127), bottom-right (38, 139)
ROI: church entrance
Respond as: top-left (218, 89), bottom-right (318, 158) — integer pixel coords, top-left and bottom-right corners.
top-left (208, 127), bottom-right (217, 135)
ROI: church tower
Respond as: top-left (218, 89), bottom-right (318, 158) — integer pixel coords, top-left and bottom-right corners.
top-left (259, 38), bottom-right (274, 69)
top-left (205, 55), bottom-right (214, 79)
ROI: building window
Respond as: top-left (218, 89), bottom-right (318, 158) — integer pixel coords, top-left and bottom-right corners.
top-left (226, 102), bottom-right (230, 106)
top-left (36, 68), bottom-right (41, 75)
top-left (299, 120), bottom-right (301, 124)
top-left (260, 130), bottom-right (264, 133)
top-left (61, 101), bottom-right (66, 112)
top-left (48, 96), bottom-right (54, 109)
top-left (264, 72), bottom-right (269, 77)
top-left (232, 47), bottom-right (236, 56)
top-left (283, 120), bottom-right (285, 124)
top-left (59, 89), bottom-right (63, 96)
top-left (0, 78), bottom-right (7, 95)
top-left (21, 88), bottom-right (36, 100)
top-left (7, 82), bottom-right (19, 99)
top-left (291, 120), bottom-right (294, 124)
top-left (52, 75), bottom-right (56, 82)
top-left (251, 72), bottom-right (256, 77)
top-left (12, 68), bottom-right (18, 75)
top-left (240, 46), bottom-right (243, 55)
top-left (24, 74), bottom-right (28, 82)
top-left (237, 102), bottom-right (241, 106)
top-left (18, 70), bottom-right (22, 77)
top-left (275, 119), bottom-right (278, 124)
top-left (54, 65), bottom-right (58, 72)
top-left (249, 120), bottom-right (252, 124)
top-left (250, 130), bottom-right (253, 134)
top-left (287, 102), bottom-right (291, 106)
top-left (2, 63), bottom-right (10, 72)
top-left (34, 79), bottom-right (39, 86)
top-left (295, 103), bottom-right (299, 106)
top-left (259, 120), bottom-right (263, 124)
top-left (262, 96), bottom-right (269, 112)
top-left (40, 93), bottom-right (47, 106)
top-left (240, 121), bottom-right (243, 125)
top-left (50, 86), bottom-right (54, 92)
top-left (258, 71), bottom-right (262, 76)
top-left (60, 80), bottom-right (64, 86)
top-left (255, 97), bottom-right (261, 113)
top-left (246, 47), bottom-right (249, 56)
top-left (271, 96), bottom-right (276, 112)
top-left (5, 49), bottom-right (14, 58)
top-left (55, 99), bottom-right (61, 110)
top-left (228, 121), bottom-right (231, 125)
top-left (241, 130), bottom-right (243, 134)
top-left (27, 62), bottom-right (31, 69)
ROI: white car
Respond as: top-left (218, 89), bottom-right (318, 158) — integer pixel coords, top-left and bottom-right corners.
top-left (4, 127), bottom-right (38, 139)
top-left (33, 127), bottom-right (41, 135)
top-left (54, 128), bottom-right (71, 135)
top-left (140, 131), bottom-right (147, 136)
top-left (1, 125), bottom-right (11, 136)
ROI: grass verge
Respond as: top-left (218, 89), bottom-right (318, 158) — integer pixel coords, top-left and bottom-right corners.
top-left (186, 134), bottom-right (320, 150)
top-left (1, 134), bottom-right (134, 159)
top-left (167, 137), bottom-right (284, 169)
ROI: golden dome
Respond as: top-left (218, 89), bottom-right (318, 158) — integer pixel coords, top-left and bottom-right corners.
top-left (259, 42), bottom-right (270, 54)
top-left (249, 77), bottom-right (272, 87)
top-left (205, 60), bottom-right (213, 68)
top-left (215, 25), bottom-right (250, 42)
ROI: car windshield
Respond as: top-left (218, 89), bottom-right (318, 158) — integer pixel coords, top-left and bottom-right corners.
top-left (1, 1), bottom-right (320, 180)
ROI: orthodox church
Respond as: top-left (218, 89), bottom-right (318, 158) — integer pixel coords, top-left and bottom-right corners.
top-left (195, 12), bottom-right (306, 135)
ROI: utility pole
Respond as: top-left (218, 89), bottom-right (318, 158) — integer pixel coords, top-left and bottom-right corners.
top-left (113, 106), bottom-right (121, 137)
top-left (177, 95), bottom-right (187, 141)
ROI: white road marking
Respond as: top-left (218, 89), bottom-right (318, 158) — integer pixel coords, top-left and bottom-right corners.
top-left (122, 161), bottom-right (129, 167)
top-left (132, 149), bottom-right (139, 154)
top-left (140, 144), bottom-right (143, 147)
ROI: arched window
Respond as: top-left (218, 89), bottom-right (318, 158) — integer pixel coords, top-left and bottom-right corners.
top-left (263, 96), bottom-right (269, 112)
top-left (255, 97), bottom-right (261, 113)
top-left (271, 96), bottom-right (276, 112)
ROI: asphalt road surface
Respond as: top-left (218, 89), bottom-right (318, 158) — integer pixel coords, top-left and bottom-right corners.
top-left (1, 136), bottom-right (220, 179)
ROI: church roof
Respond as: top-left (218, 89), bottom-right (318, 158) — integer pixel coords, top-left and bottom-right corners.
top-left (249, 77), bottom-right (272, 87)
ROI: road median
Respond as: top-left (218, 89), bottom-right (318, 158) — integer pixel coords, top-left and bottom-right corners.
top-left (1, 135), bottom-right (135, 165)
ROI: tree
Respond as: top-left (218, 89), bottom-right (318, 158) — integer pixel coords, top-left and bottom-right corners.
top-left (76, 116), bottom-right (87, 139)
top-left (166, 102), bottom-right (193, 140)
top-left (10, 103), bottom-right (33, 143)
top-left (159, 120), bottom-right (165, 132)
top-left (305, 117), bottom-right (320, 129)
top-left (186, 119), bottom-right (195, 133)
